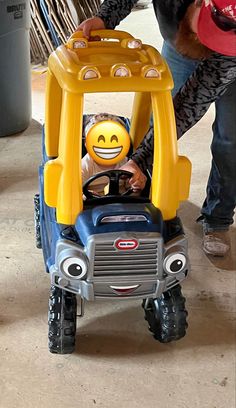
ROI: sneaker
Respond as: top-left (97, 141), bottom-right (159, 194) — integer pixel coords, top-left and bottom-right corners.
top-left (203, 231), bottom-right (231, 257)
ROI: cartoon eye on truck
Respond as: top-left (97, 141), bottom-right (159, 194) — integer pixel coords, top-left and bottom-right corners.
top-left (34, 30), bottom-right (192, 354)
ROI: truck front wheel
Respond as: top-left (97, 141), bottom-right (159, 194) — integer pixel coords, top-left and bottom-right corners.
top-left (142, 285), bottom-right (188, 343)
top-left (48, 286), bottom-right (77, 354)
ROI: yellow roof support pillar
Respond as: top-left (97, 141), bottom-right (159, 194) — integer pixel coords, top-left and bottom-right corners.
top-left (151, 91), bottom-right (180, 220)
top-left (45, 69), bottom-right (62, 157)
top-left (44, 90), bottom-right (84, 225)
top-left (130, 92), bottom-right (152, 150)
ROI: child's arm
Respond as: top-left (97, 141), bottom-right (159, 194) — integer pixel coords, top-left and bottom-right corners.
top-left (82, 154), bottom-right (93, 185)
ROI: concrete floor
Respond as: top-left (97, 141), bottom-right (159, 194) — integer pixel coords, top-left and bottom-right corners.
top-left (0, 6), bottom-right (235, 408)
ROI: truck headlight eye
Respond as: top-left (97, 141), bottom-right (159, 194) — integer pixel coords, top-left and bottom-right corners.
top-left (62, 257), bottom-right (87, 279)
top-left (164, 253), bottom-right (186, 274)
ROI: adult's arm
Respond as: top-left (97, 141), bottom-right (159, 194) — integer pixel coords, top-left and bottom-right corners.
top-left (131, 53), bottom-right (236, 171)
top-left (174, 53), bottom-right (236, 137)
top-left (96, 0), bottom-right (138, 29)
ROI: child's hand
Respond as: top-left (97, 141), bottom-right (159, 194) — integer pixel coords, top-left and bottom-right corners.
top-left (120, 160), bottom-right (147, 192)
top-left (76, 17), bottom-right (105, 39)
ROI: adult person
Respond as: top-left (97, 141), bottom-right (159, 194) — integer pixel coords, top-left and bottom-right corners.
top-left (77, 0), bottom-right (236, 257)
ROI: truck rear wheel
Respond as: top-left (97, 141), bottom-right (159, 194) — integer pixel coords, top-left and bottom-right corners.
top-left (34, 193), bottom-right (42, 249)
top-left (48, 286), bottom-right (77, 354)
top-left (142, 285), bottom-right (188, 343)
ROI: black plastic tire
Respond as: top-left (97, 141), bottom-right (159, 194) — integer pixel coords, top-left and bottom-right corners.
top-left (142, 285), bottom-right (188, 343)
top-left (48, 286), bottom-right (77, 354)
top-left (34, 193), bottom-right (42, 249)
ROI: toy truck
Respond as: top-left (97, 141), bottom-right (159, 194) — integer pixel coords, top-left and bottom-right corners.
top-left (34, 30), bottom-right (191, 354)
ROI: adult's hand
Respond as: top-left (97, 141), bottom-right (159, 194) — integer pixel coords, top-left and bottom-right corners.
top-left (120, 160), bottom-right (147, 192)
top-left (76, 17), bottom-right (106, 39)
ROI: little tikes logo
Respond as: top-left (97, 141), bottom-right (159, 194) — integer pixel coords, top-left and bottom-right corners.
top-left (115, 238), bottom-right (139, 250)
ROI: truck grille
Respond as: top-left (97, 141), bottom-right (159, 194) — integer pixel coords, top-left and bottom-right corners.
top-left (93, 238), bottom-right (159, 277)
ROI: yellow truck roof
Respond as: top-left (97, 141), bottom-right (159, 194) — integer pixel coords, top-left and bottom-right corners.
top-left (48, 30), bottom-right (173, 93)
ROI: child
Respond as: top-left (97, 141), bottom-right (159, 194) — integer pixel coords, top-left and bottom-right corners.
top-left (82, 113), bottom-right (132, 195)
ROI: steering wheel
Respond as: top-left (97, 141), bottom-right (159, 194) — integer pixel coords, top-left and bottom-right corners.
top-left (83, 170), bottom-right (133, 200)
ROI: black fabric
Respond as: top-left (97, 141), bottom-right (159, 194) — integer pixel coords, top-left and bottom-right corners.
top-left (152, 0), bottom-right (194, 43)
top-left (97, 0), bottom-right (194, 44)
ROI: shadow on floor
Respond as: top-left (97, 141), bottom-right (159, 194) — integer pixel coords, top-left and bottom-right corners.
top-left (0, 277), bottom-right (234, 356)
top-left (0, 119), bottom-right (42, 140)
top-left (0, 119), bottom-right (42, 193)
top-left (74, 300), bottom-right (235, 357)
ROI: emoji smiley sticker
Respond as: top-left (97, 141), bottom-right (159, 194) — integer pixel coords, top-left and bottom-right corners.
top-left (85, 120), bottom-right (130, 166)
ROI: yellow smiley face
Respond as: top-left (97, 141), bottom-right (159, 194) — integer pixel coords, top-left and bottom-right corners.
top-left (85, 120), bottom-right (131, 166)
